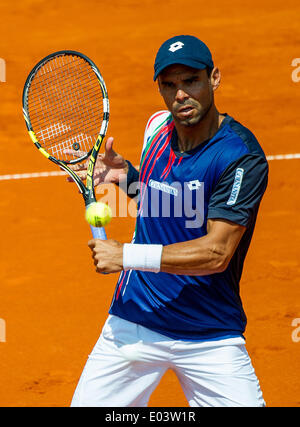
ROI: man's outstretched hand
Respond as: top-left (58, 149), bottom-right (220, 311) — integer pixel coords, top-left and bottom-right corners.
top-left (65, 137), bottom-right (128, 186)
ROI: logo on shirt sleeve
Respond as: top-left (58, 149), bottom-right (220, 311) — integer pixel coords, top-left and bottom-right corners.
top-left (227, 168), bottom-right (244, 206)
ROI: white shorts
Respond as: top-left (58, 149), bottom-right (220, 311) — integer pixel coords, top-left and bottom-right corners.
top-left (71, 315), bottom-right (265, 407)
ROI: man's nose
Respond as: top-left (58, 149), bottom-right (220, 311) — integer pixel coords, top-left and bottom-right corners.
top-left (175, 89), bottom-right (189, 102)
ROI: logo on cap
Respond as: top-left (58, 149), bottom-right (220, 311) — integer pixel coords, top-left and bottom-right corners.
top-left (169, 41), bottom-right (184, 52)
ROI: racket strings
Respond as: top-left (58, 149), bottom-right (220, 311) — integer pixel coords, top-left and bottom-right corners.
top-left (27, 54), bottom-right (104, 163)
top-left (35, 115), bottom-right (102, 150)
top-left (29, 61), bottom-right (84, 90)
top-left (28, 66), bottom-right (102, 111)
top-left (29, 98), bottom-right (104, 137)
top-left (28, 56), bottom-right (85, 86)
top-left (28, 89), bottom-right (103, 118)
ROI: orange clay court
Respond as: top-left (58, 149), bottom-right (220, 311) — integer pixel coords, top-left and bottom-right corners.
top-left (0, 0), bottom-right (299, 407)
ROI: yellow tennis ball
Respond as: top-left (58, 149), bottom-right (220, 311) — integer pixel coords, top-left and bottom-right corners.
top-left (85, 202), bottom-right (112, 227)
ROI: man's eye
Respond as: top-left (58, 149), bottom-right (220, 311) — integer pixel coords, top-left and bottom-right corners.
top-left (185, 78), bottom-right (197, 84)
top-left (162, 82), bottom-right (174, 88)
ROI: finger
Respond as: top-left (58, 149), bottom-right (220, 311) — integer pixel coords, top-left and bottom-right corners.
top-left (94, 157), bottom-right (106, 169)
top-left (71, 161), bottom-right (89, 172)
top-left (88, 239), bottom-right (96, 249)
top-left (105, 137), bottom-right (114, 154)
top-left (76, 171), bottom-right (87, 180)
top-left (63, 149), bottom-right (88, 158)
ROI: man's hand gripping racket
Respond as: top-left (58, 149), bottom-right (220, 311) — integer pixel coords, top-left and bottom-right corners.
top-left (22, 51), bottom-right (109, 239)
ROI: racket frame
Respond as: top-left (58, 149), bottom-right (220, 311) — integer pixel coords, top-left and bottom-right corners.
top-left (22, 50), bottom-right (109, 209)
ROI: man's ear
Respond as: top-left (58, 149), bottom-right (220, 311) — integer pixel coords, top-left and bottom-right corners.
top-left (210, 67), bottom-right (221, 91)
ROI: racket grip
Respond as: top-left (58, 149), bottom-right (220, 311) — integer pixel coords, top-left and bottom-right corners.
top-left (90, 225), bottom-right (108, 275)
top-left (90, 225), bottom-right (107, 240)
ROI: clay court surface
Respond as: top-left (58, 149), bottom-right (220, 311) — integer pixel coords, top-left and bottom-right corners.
top-left (0, 0), bottom-right (299, 407)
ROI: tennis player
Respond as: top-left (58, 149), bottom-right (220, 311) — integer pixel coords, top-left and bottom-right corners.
top-left (70, 35), bottom-right (268, 407)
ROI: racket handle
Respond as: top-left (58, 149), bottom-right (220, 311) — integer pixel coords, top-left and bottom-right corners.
top-left (90, 225), bottom-right (107, 240)
top-left (90, 225), bottom-right (108, 275)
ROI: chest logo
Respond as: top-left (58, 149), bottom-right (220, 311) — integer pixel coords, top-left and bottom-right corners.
top-left (149, 179), bottom-right (178, 196)
top-left (187, 180), bottom-right (202, 191)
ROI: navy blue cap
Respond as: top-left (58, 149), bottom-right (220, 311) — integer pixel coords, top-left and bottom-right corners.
top-left (154, 35), bottom-right (214, 81)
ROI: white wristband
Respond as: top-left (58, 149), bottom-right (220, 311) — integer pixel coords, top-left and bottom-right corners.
top-left (123, 243), bottom-right (163, 273)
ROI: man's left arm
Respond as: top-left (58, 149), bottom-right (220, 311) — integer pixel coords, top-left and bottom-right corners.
top-left (160, 219), bottom-right (245, 275)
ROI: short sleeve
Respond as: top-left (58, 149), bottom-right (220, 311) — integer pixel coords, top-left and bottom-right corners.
top-left (207, 154), bottom-right (269, 227)
top-left (141, 110), bottom-right (170, 154)
top-left (117, 111), bottom-right (170, 199)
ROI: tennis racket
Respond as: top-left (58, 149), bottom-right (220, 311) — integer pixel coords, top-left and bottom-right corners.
top-left (22, 50), bottom-right (109, 239)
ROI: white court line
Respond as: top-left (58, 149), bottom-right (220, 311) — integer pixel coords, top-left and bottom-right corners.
top-left (0, 171), bottom-right (67, 181)
top-left (266, 153), bottom-right (300, 161)
top-left (0, 153), bottom-right (299, 181)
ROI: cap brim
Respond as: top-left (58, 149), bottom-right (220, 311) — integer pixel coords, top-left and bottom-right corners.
top-left (154, 58), bottom-right (208, 81)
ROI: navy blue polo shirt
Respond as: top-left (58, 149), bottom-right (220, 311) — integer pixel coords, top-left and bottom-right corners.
top-left (109, 111), bottom-right (268, 341)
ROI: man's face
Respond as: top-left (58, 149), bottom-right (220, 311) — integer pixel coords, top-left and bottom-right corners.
top-left (158, 64), bottom-right (219, 127)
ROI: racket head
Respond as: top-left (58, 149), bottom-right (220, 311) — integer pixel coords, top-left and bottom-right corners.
top-left (22, 50), bottom-right (109, 166)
